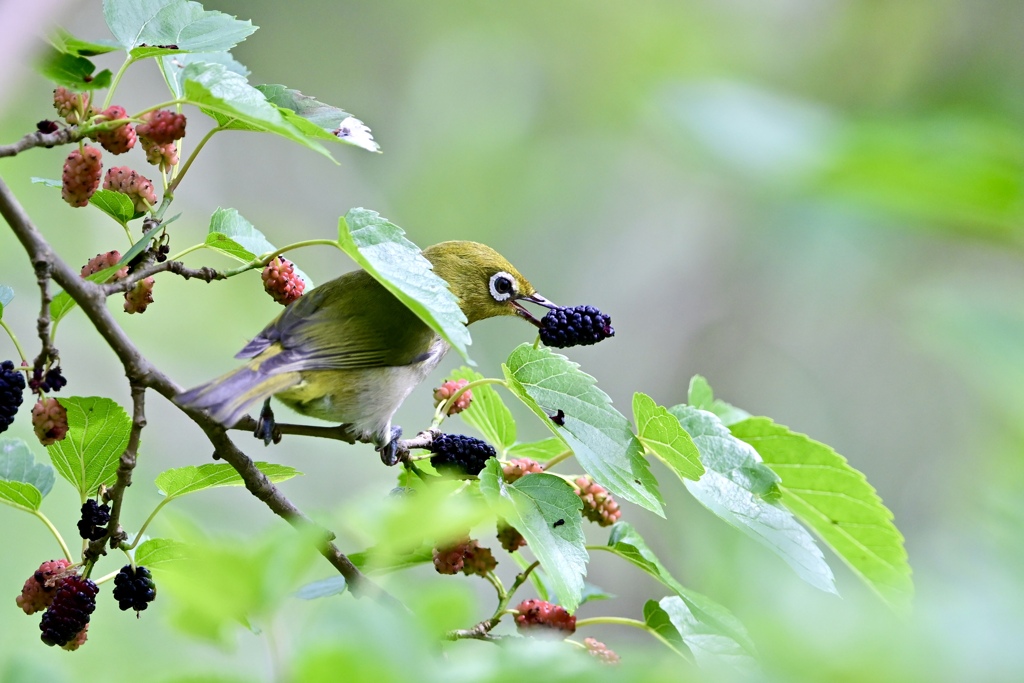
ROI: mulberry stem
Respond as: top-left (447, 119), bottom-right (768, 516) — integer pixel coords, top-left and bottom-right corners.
top-left (0, 319), bottom-right (27, 363)
top-left (32, 509), bottom-right (73, 562)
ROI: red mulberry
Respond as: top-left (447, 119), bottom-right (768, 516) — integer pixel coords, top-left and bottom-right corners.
top-left (497, 521), bottom-right (526, 553)
top-left (514, 599), bottom-right (576, 637)
top-left (124, 277), bottom-right (155, 314)
top-left (584, 637), bottom-right (620, 664)
top-left (80, 251), bottom-right (128, 280)
top-left (140, 137), bottom-right (178, 171)
top-left (103, 166), bottom-right (156, 213)
top-left (53, 87), bottom-right (95, 125)
top-left (262, 257), bottom-right (305, 305)
top-left (61, 145), bottom-right (103, 207)
top-left (502, 458), bottom-right (544, 483)
top-left (575, 476), bottom-right (621, 526)
top-left (432, 538), bottom-right (496, 577)
top-left (137, 110), bottom-right (186, 145)
top-left (16, 559), bottom-right (72, 615)
top-left (32, 397), bottom-right (68, 446)
top-left (433, 379), bottom-right (472, 415)
top-left (92, 105), bottom-right (136, 154)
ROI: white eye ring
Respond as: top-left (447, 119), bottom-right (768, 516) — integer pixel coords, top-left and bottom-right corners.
top-left (489, 271), bottom-right (517, 302)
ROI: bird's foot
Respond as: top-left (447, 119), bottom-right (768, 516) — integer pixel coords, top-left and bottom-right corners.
top-left (254, 399), bottom-right (282, 446)
top-left (377, 426), bottom-right (405, 466)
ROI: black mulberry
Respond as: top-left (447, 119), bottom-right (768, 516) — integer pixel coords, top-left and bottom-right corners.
top-left (39, 575), bottom-right (97, 647)
top-left (428, 433), bottom-right (495, 476)
top-left (538, 305), bottom-right (614, 348)
top-left (0, 360), bottom-right (26, 434)
top-left (111, 565), bottom-right (156, 612)
top-left (77, 499), bottom-right (110, 541)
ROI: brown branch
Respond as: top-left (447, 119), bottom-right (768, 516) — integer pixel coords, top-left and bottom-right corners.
top-left (31, 258), bottom-right (58, 376)
top-left (0, 172), bottom-right (389, 603)
top-left (0, 127), bottom-right (81, 158)
top-left (102, 259), bottom-right (226, 296)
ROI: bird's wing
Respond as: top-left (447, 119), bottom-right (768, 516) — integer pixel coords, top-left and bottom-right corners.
top-left (236, 270), bottom-right (439, 373)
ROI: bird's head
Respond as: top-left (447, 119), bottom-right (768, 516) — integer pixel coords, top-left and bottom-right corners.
top-left (423, 241), bottom-right (556, 325)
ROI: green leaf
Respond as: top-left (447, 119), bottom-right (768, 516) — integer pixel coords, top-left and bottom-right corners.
top-left (337, 209), bottom-right (472, 362)
top-left (606, 522), bottom-right (758, 658)
top-left (687, 375), bottom-right (750, 426)
top-left (505, 437), bottom-right (567, 463)
top-left (162, 51), bottom-right (249, 98)
top-left (0, 481), bottom-right (43, 512)
top-left (293, 576), bottom-right (347, 600)
top-left (647, 597), bottom-right (759, 672)
top-left (0, 438), bottom-right (55, 496)
top-left (104, 0), bottom-right (255, 54)
top-left (670, 405), bottom-right (837, 594)
top-left (89, 189), bottom-right (137, 224)
top-left (633, 392), bottom-right (704, 481)
top-left (38, 47), bottom-right (113, 90)
top-left (503, 344), bottom-right (663, 515)
top-left (47, 397), bottom-right (131, 497)
top-left (135, 537), bottom-right (189, 570)
top-left (479, 460), bottom-right (588, 612)
top-left (205, 208), bottom-right (312, 287)
top-left (731, 417), bottom-right (913, 609)
top-left (50, 265), bottom-right (125, 326)
top-left (155, 462), bottom-right (301, 500)
top-left (350, 545), bottom-right (434, 574)
top-left (51, 29), bottom-right (121, 57)
top-left (179, 62), bottom-right (331, 160)
top-left (643, 599), bottom-right (686, 650)
top-left (0, 284), bottom-right (12, 317)
top-left (256, 85), bottom-right (380, 152)
top-left (448, 368), bottom-right (515, 451)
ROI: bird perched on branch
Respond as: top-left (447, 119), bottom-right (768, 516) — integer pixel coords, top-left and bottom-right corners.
top-left (175, 241), bottom-right (555, 464)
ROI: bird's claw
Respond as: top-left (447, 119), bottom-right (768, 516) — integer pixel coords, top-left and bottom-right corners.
top-left (377, 426), bottom-right (405, 466)
top-left (254, 399), bottom-right (281, 445)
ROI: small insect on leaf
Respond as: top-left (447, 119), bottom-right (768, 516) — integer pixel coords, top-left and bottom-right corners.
top-left (554, 519), bottom-right (565, 528)
top-left (549, 409), bottom-right (565, 426)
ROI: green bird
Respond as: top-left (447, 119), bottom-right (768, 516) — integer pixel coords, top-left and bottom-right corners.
top-left (176, 241), bottom-right (555, 464)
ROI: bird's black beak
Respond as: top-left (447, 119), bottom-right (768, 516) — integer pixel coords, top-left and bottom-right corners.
top-left (512, 293), bottom-right (558, 328)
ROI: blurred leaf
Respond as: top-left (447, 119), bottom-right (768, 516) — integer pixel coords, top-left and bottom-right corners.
top-left (648, 597), bottom-right (759, 672)
top-left (30, 178), bottom-right (62, 187)
top-left (0, 438), bottom-right (55, 496)
top-left (47, 397), bottom-right (131, 497)
top-left (293, 575), bottom-right (347, 600)
top-left (135, 537), bottom-right (189, 570)
top-left (0, 285), bottom-right (12, 317)
top-left (503, 344), bottom-right (663, 515)
top-left (103, 0), bottom-right (255, 54)
top-left (179, 62), bottom-right (331, 159)
top-left (605, 522), bottom-right (758, 658)
top-left (337, 208), bottom-right (472, 362)
top-left (37, 47), bottom-right (112, 90)
top-left (155, 462), bottom-right (301, 499)
top-left (479, 459), bottom-right (587, 612)
top-left (644, 599), bottom-right (686, 650)
top-left (670, 405), bottom-right (837, 594)
top-left (51, 29), bottom-right (120, 57)
top-left (0, 481), bottom-right (42, 512)
top-left (449, 367), bottom-right (515, 452)
top-left (205, 207), bottom-right (312, 287)
top-left (731, 417), bottom-right (913, 609)
top-left (687, 375), bottom-right (750, 426)
top-left (89, 189), bottom-right (136, 224)
top-left (162, 51), bottom-right (249, 98)
top-left (350, 545), bottom-right (433, 574)
top-left (505, 437), bottom-right (566, 463)
top-left (256, 85), bottom-right (379, 152)
top-left (633, 392), bottom-right (704, 481)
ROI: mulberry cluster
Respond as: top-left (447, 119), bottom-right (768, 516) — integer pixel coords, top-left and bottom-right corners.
top-left (80, 250), bottom-right (129, 280)
top-left (103, 166), bottom-right (156, 213)
top-left (16, 559), bottom-right (72, 615)
top-left (61, 145), bottom-right (103, 207)
top-left (137, 110), bottom-right (187, 145)
top-left (262, 257), bottom-right (305, 305)
top-left (39, 575), bottom-right (97, 648)
top-left (111, 565), bottom-right (156, 612)
top-left (502, 457), bottom-right (544, 483)
top-left (0, 360), bottom-right (26, 434)
top-left (575, 476), bottom-right (621, 526)
top-left (52, 87), bottom-right (94, 125)
top-left (124, 277), bottom-right (155, 314)
top-left (32, 397), bottom-right (68, 446)
top-left (77, 499), bottom-right (110, 541)
top-left (29, 366), bottom-right (67, 394)
top-left (433, 379), bottom-right (472, 415)
top-left (428, 433), bottom-right (495, 476)
top-left (496, 521), bottom-right (526, 553)
top-left (92, 105), bottom-right (136, 155)
top-left (432, 538), bottom-right (497, 577)
top-left (538, 305), bottom-right (614, 348)
top-left (584, 637), bottom-right (621, 665)
top-left (514, 599), bottom-right (576, 637)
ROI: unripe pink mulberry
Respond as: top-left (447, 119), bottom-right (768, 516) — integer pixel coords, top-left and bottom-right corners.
top-left (92, 105), bottom-right (136, 154)
top-left (103, 166), bottom-right (156, 213)
top-left (61, 145), bottom-right (103, 207)
top-left (432, 537), bottom-right (497, 577)
top-left (514, 599), bottom-right (576, 636)
top-left (140, 137), bottom-right (178, 171)
top-left (433, 379), bottom-right (472, 415)
top-left (262, 257), bottom-right (304, 305)
top-left (32, 397), bottom-right (68, 446)
top-left (16, 559), bottom-right (72, 614)
top-left (575, 476), bottom-right (621, 526)
top-left (497, 521), bottom-right (526, 553)
top-left (502, 458), bottom-right (544, 483)
top-left (124, 277), bottom-right (155, 314)
top-left (80, 251), bottom-right (128, 280)
top-left (137, 110), bottom-right (186, 145)
top-left (584, 637), bottom-right (620, 664)
top-left (53, 87), bottom-right (95, 125)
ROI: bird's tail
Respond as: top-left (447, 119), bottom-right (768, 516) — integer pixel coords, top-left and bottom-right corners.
top-left (175, 361), bottom-right (300, 427)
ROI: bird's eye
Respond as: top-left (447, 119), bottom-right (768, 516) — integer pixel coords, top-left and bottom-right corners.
top-left (489, 271), bottom-right (517, 302)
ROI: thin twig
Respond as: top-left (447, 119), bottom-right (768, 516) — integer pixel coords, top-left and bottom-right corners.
top-left (0, 127), bottom-right (80, 158)
top-left (101, 260), bottom-right (226, 295)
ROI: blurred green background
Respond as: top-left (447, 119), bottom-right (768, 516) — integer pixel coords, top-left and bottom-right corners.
top-left (1, 0), bottom-right (1023, 680)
